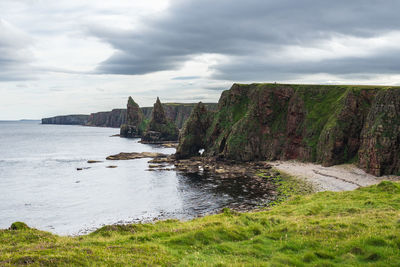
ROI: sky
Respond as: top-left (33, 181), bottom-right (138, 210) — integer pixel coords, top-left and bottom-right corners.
top-left (1, 0), bottom-right (400, 119)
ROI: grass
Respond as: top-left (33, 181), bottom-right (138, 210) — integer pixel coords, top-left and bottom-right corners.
top-left (1, 180), bottom-right (400, 266)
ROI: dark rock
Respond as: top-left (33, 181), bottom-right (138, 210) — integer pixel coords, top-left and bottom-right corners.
top-left (106, 152), bottom-right (168, 160)
top-left (176, 102), bottom-right (214, 159)
top-left (42, 103), bottom-right (217, 129)
top-left (120, 97), bottom-right (146, 138)
top-left (176, 83), bottom-right (400, 176)
top-left (141, 98), bottom-right (179, 142)
top-left (87, 160), bottom-right (103, 164)
top-left (86, 109), bottom-right (126, 128)
top-left (358, 89), bottom-right (400, 176)
top-left (42, 115), bottom-right (89, 125)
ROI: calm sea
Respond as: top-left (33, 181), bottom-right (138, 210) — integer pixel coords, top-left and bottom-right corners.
top-left (0, 121), bottom-right (267, 235)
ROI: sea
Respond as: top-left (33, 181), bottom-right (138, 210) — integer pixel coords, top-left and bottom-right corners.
top-left (0, 121), bottom-right (268, 235)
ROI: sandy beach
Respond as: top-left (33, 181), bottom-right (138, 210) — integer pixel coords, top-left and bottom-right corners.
top-left (269, 160), bottom-right (399, 192)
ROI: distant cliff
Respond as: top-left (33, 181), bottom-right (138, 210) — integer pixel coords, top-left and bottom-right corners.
top-left (177, 83), bottom-right (400, 176)
top-left (142, 103), bottom-right (218, 129)
top-left (86, 109), bottom-right (126, 128)
top-left (41, 115), bottom-right (89, 125)
top-left (42, 103), bottom-right (218, 129)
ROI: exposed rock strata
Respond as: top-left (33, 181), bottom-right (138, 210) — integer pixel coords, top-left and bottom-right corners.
top-left (86, 109), bottom-right (126, 128)
top-left (176, 83), bottom-right (400, 176)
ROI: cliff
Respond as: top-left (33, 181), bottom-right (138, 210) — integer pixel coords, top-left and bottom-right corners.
top-left (177, 83), bottom-right (400, 176)
top-left (42, 103), bottom-right (218, 129)
top-left (41, 115), bottom-right (89, 125)
top-left (86, 109), bottom-right (126, 128)
top-left (142, 103), bottom-right (217, 128)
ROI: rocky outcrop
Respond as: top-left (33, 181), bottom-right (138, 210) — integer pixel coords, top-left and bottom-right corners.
top-left (120, 97), bottom-right (146, 138)
top-left (41, 115), bottom-right (89, 125)
top-left (176, 83), bottom-right (400, 176)
top-left (142, 98), bottom-right (179, 143)
top-left (86, 109), bottom-right (126, 128)
top-left (358, 89), bottom-right (400, 176)
top-left (142, 103), bottom-right (217, 128)
top-left (176, 102), bottom-right (214, 159)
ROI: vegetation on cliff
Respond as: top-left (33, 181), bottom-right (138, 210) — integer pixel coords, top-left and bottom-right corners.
top-left (142, 97), bottom-right (179, 142)
top-left (176, 102), bottom-right (214, 159)
top-left (177, 83), bottom-right (400, 176)
top-left (1, 181), bottom-right (399, 266)
top-left (120, 97), bottom-right (148, 138)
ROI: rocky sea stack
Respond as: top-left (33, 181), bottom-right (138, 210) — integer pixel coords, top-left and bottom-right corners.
top-left (142, 97), bottom-right (179, 143)
top-left (176, 102), bottom-right (214, 159)
top-left (177, 83), bottom-right (400, 176)
top-left (120, 97), bottom-right (147, 138)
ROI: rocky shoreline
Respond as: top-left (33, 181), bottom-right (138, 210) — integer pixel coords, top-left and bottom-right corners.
top-left (104, 150), bottom-right (313, 213)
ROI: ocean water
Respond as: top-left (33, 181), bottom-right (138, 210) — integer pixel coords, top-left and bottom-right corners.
top-left (0, 121), bottom-right (268, 235)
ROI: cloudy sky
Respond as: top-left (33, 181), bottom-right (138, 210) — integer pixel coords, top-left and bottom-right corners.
top-left (1, 0), bottom-right (400, 119)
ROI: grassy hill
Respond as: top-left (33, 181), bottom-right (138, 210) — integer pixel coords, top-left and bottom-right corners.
top-left (1, 180), bottom-right (399, 266)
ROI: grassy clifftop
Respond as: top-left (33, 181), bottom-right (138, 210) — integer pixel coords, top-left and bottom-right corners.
top-left (1, 181), bottom-right (400, 266)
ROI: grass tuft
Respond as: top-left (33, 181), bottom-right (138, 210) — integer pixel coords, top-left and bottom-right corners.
top-left (1, 181), bottom-right (400, 265)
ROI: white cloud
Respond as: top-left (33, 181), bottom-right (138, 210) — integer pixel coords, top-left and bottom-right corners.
top-left (1, 0), bottom-right (400, 119)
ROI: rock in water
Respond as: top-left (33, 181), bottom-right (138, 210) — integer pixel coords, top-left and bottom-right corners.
top-left (120, 97), bottom-right (146, 138)
top-left (142, 97), bottom-right (179, 143)
top-left (176, 102), bottom-right (214, 159)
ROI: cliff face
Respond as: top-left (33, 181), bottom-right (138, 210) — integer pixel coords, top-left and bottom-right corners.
top-left (42, 103), bottom-right (217, 129)
top-left (142, 103), bottom-right (217, 128)
top-left (42, 115), bottom-right (89, 125)
top-left (86, 109), bottom-right (126, 128)
top-left (142, 98), bottom-right (179, 142)
top-left (177, 83), bottom-right (400, 176)
top-left (358, 90), bottom-right (400, 176)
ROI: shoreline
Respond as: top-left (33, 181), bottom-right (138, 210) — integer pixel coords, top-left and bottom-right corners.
top-left (269, 160), bottom-right (399, 192)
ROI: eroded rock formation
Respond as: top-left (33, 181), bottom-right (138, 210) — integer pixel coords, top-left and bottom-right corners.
top-left (120, 97), bottom-right (146, 138)
top-left (142, 97), bottom-right (179, 143)
top-left (176, 83), bottom-right (400, 176)
top-left (175, 102), bottom-right (214, 159)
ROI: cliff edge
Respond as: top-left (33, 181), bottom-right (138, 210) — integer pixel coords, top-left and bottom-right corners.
top-left (177, 83), bottom-right (400, 176)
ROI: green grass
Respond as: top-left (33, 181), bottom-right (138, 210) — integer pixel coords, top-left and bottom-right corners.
top-left (1, 181), bottom-right (400, 266)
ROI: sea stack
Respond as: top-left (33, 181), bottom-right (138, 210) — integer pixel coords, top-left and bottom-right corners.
top-left (175, 83), bottom-right (400, 176)
top-left (120, 97), bottom-right (146, 138)
top-left (176, 102), bottom-right (213, 159)
top-left (141, 97), bottom-right (179, 143)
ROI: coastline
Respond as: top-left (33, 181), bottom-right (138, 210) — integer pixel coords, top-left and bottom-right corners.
top-left (269, 160), bottom-right (399, 192)
top-left (1, 180), bottom-right (399, 266)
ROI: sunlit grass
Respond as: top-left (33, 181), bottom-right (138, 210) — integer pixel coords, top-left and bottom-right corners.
top-left (1, 181), bottom-right (399, 266)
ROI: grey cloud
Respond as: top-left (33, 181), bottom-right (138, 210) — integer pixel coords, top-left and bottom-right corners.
top-left (212, 47), bottom-right (400, 81)
top-left (0, 19), bottom-right (35, 81)
top-left (171, 76), bottom-right (201, 80)
top-left (92, 0), bottom-right (400, 79)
